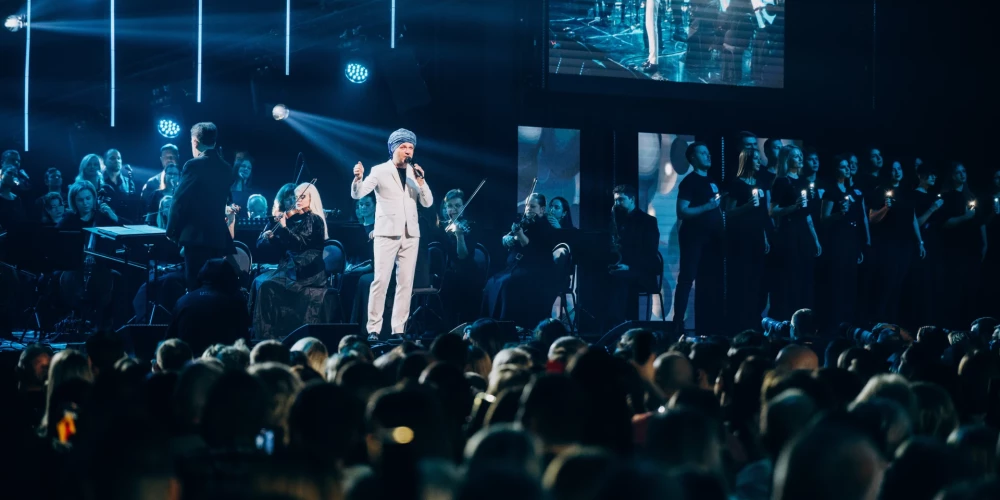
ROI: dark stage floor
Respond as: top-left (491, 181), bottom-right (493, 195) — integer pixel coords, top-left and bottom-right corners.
top-left (548, 4), bottom-right (783, 87)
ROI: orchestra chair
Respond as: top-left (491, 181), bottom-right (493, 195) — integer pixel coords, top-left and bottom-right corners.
top-left (233, 241), bottom-right (253, 279)
top-left (637, 252), bottom-right (665, 321)
top-left (322, 239), bottom-right (347, 322)
top-left (407, 242), bottom-right (448, 336)
top-left (552, 243), bottom-right (578, 332)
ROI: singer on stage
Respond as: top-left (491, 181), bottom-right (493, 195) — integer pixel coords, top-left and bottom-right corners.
top-left (351, 129), bottom-right (433, 340)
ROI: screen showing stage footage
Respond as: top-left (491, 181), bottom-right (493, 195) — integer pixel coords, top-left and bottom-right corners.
top-left (549, 1), bottom-right (786, 88)
top-left (517, 127), bottom-right (581, 225)
top-left (637, 132), bottom-right (697, 325)
top-left (754, 137), bottom-right (803, 169)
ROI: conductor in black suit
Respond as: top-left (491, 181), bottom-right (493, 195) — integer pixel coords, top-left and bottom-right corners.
top-left (608, 184), bottom-right (661, 327)
top-left (166, 122), bottom-right (236, 289)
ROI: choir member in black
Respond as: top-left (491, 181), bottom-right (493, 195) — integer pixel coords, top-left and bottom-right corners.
top-left (33, 168), bottom-right (63, 222)
top-left (757, 139), bottom-right (781, 313)
top-left (725, 148), bottom-right (770, 333)
top-left (848, 154), bottom-right (860, 184)
top-left (818, 156), bottom-right (869, 330)
top-left (855, 147), bottom-right (884, 204)
top-left (100, 149), bottom-right (137, 221)
top-left (608, 184), bottom-right (660, 327)
top-left (145, 163), bottom-right (180, 225)
top-left (804, 148), bottom-right (821, 180)
top-left (769, 145), bottom-right (822, 321)
top-left (75, 154), bottom-right (105, 191)
top-left (907, 164), bottom-right (946, 326)
top-left (141, 144), bottom-right (180, 214)
top-left (482, 193), bottom-right (557, 329)
top-left (39, 192), bottom-right (65, 227)
top-left (866, 160), bottom-right (926, 324)
top-left (673, 143), bottom-right (725, 335)
top-left (0, 164), bottom-right (26, 232)
top-left (230, 151), bottom-right (254, 209)
top-left (938, 162), bottom-right (985, 328)
top-left (251, 183), bottom-right (330, 340)
top-left (436, 189), bottom-right (484, 326)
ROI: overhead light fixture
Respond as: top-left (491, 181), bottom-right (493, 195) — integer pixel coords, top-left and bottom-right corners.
top-left (5, 15), bottom-right (24, 33)
top-left (157, 118), bottom-right (182, 138)
top-left (272, 104), bottom-right (289, 121)
top-left (345, 62), bottom-right (369, 84)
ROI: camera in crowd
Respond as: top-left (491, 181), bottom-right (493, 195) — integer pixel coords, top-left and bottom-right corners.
top-left (761, 317), bottom-right (790, 339)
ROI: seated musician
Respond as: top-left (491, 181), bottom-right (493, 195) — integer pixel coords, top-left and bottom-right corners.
top-left (341, 194), bottom-right (377, 325)
top-left (0, 164), bottom-right (26, 233)
top-left (57, 181), bottom-right (119, 230)
top-left (230, 151), bottom-right (254, 209)
top-left (482, 193), bottom-right (558, 329)
top-left (437, 189), bottom-right (484, 326)
top-left (100, 149), bottom-right (137, 221)
top-left (131, 194), bottom-right (186, 323)
top-left (145, 163), bottom-right (180, 225)
top-left (246, 194), bottom-right (268, 219)
top-left (156, 196), bottom-right (173, 229)
top-left (75, 154), bottom-right (105, 191)
top-left (607, 184), bottom-right (660, 327)
top-left (39, 192), bottom-right (66, 227)
top-left (250, 182), bottom-right (330, 340)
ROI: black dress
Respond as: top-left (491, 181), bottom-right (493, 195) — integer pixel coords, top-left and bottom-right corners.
top-left (868, 185), bottom-right (919, 324)
top-left (979, 191), bottom-right (1000, 319)
top-left (482, 217), bottom-right (557, 329)
top-left (770, 176), bottom-right (817, 320)
top-left (250, 212), bottom-right (330, 340)
top-left (906, 190), bottom-right (945, 327)
top-left (818, 185), bottom-right (865, 330)
top-left (438, 224), bottom-right (485, 327)
top-left (938, 188), bottom-right (983, 329)
top-left (725, 179), bottom-right (768, 333)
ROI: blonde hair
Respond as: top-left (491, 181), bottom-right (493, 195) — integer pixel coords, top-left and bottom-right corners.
top-left (775, 145), bottom-right (802, 179)
top-left (157, 195), bottom-right (173, 229)
top-left (159, 163), bottom-right (180, 191)
top-left (294, 182), bottom-right (328, 239)
top-left (76, 154), bottom-right (105, 187)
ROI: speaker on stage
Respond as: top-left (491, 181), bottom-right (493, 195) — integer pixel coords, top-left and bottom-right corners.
top-left (282, 324), bottom-right (361, 351)
top-left (117, 324), bottom-right (169, 361)
top-left (595, 320), bottom-right (679, 351)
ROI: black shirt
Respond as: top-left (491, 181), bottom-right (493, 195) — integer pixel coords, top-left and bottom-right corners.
top-left (726, 178), bottom-right (768, 236)
top-left (771, 176), bottom-right (809, 226)
top-left (677, 172), bottom-right (723, 235)
top-left (939, 188), bottom-right (981, 251)
top-left (0, 194), bottom-right (26, 231)
top-left (912, 190), bottom-right (944, 246)
top-left (869, 184), bottom-right (915, 244)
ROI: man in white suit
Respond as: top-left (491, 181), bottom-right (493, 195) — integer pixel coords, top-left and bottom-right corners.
top-left (351, 129), bottom-right (433, 339)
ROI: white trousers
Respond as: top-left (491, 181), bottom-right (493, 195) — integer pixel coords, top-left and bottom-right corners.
top-left (367, 233), bottom-right (419, 334)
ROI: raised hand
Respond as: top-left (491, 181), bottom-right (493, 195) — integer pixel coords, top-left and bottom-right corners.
top-left (353, 162), bottom-right (364, 181)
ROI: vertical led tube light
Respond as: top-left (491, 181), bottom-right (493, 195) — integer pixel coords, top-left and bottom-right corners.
top-left (110, 0), bottom-right (116, 126)
top-left (197, 0), bottom-right (203, 102)
top-left (390, 0), bottom-right (395, 49)
top-left (285, 0), bottom-right (290, 75)
top-left (24, 0), bottom-right (31, 150)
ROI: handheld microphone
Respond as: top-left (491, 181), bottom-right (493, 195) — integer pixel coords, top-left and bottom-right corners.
top-left (407, 157), bottom-right (423, 178)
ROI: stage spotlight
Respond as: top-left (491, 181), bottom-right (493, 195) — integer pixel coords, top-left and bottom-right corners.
top-left (272, 104), bottom-right (289, 121)
top-left (345, 63), bottom-right (369, 84)
top-left (157, 118), bottom-right (182, 138)
top-left (5, 15), bottom-right (24, 33)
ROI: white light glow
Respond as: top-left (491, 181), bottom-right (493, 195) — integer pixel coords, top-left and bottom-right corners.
top-left (390, 0), bottom-right (395, 49)
top-left (197, 0), bottom-right (202, 102)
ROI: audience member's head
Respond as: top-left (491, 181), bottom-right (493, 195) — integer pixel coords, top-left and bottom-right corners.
top-left (430, 332), bottom-right (469, 368)
top-left (910, 382), bottom-right (959, 441)
top-left (761, 389), bottom-right (819, 458)
top-left (366, 387), bottom-right (453, 464)
top-left (200, 370), bottom-right (270, 448)
top-left (880, 438), bottom-right (978, 500)
top-left (465, 318), bottom-right (506, 358)
top-left (155, 338), bottom-right (192, 373)
top-left (772, 423), bottom-right (885, 500)
top-left (775, 344), bottom-right (820, 372)
top-left (250, 340), bottom-right (291, 366)
top-left (855, 373), bottom-right (919, 424)
top-left (338, 335), bottom-right (374, 362)
top-left (518, 374), bottom-right (587, 451)
top-left (466, 345), bottom-right (492, 379)
top-left (17, 343), bottom-right (53, 391)
top-left (652, 352), bottom-right (695, 401)
top-left (85, 330), bottom-right (126, 378)
top-left (947, 425), bottom-right (999, 478)
top-left (288, 383), bottom-right (365, 466)
top-left (542, 447), bottom-right (616, 500)
top-left (847, 398), bottom-right (913, 459)
top-left (216, 344), bottom-right (250, 371)
top-left (248, 362), bottom-right (305, 446)
top-left (789, 309), bottom-right (818, 339)
top-left (548, 336), bottom-right (587, 366)
top-left (172, 360), bottom-right (223, 429)
top-left (534, 318), bottom-right (569, 353)
top-left (464, 424), bottom-right (543, 479)
top-left (688, 342), bottom-right (727, 391)
top-left (616, 329), bottom-right (658, 381)
top-left (337, 360), bottom-right (387, 404)
top-left (290, 337), bottom-right (328, 374)
top-left (646, 407), bottom-right (722, 472)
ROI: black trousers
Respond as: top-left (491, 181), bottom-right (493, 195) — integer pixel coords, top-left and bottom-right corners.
top-left (672, 228), bottom-right (724, 336)
top-left (183, 246), bottom-right (225, 291)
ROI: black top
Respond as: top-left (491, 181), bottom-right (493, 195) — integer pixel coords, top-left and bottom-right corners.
top-left (755, 170), bottom-right (776, 197)
top-left (677, 172), bottom-right (724, 235)
top-left (771, 176), bottom-right (809, 226)
top-left (257, 212), bottom-right (327, 253)
top-left (726, 178), bottom-right (769, 236)
top-left (853, 173), bottom-right (881, 206)
top-left (822, 184), bottom-right (867, 246)
top-left (869, 184), bottom-right (915, 244)
top-left (615, 208), bottom-right (661, 279)
top-left (939, 188), bottom-right (981, 250)
top-left (0, 195), bottom-right (25, 232)
top-left (166, 149), bottom-right (237, 250)
top-left (912, 190), bottom-right (944, 245)
top-left (507, 216), bottom-right (555, 270)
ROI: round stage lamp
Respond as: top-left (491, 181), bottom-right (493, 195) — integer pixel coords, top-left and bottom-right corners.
top-left (157, 118), bottom-right (182, 139)
top-left (345, 63), bottom-right (369, 84)
top-left (5, 15), bottom-right (24, 33)
top-left (272, 104), bottom-right (289, 121)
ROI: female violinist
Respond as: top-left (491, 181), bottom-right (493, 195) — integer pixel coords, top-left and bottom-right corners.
top-left (250, 182), bottom-right (331, 340)
top-left (437, 189), bottom-right (483, 325)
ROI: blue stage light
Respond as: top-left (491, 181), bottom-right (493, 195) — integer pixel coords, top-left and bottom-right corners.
top-left (5, 15), bottom-right (24, 33)
top-left (157, 118), bottom-right (182, 138)
top-left (345, 63), bottom-right (369, 84)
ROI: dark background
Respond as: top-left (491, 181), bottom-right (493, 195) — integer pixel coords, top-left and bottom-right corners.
top-left (0, 0), bottom-right (991, 235)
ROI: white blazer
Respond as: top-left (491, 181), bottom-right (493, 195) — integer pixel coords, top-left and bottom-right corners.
top-left (351, 160), bottom-right (433, 237)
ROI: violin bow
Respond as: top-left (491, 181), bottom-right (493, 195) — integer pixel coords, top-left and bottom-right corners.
top-left (451, 178), bottom-right (487, 223)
